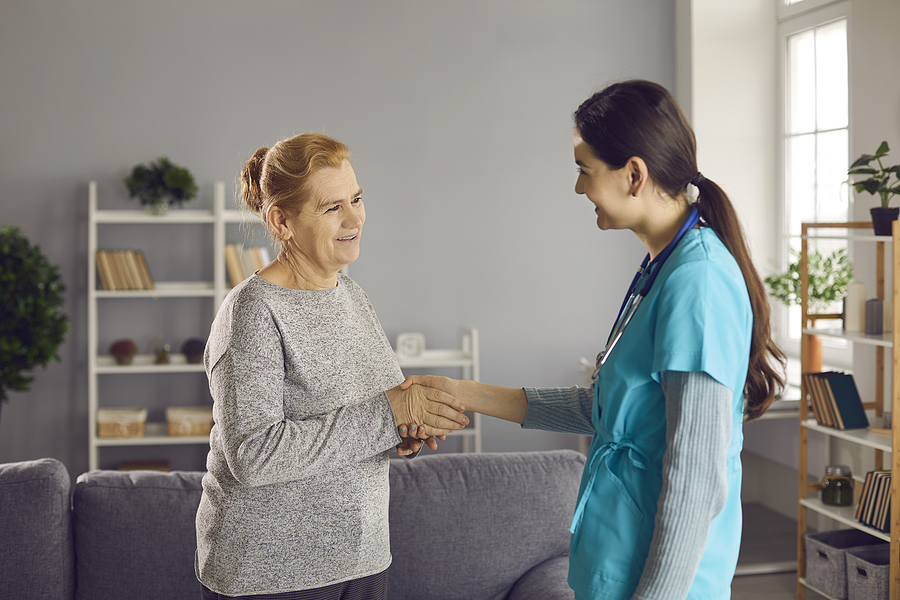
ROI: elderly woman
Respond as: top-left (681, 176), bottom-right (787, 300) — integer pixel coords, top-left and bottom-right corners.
top-left (195, 133), bottom-right (468, 600)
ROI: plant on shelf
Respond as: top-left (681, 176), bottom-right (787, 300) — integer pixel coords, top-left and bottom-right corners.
top-left (109, 339), bottom-right (138, 365)
top-left (765, 247), bottom-right (853, 372)
top-left (765, 247), bottom-right (853, 314)
top-left (181, 338), bottom-right (205, 364)
top-left (124, 157), bottom-right (198, 214)
top-left (0, 226), bottom-right (70, 425)
top-left (849, 141), bottom-right (900, 235)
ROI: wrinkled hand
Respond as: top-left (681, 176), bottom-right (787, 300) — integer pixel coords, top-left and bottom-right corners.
top-left (400, 375), bottom-right (469, 405)
top-left (395, 428), bottom-right (446, 456)
top-left (386, 382), bottom-right (468, 438)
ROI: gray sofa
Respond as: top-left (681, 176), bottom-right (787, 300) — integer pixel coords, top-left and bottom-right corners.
top-left (0, 449), bottom-right (584, 600)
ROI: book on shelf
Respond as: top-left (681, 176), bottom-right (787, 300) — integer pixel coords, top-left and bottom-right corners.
top-left (857, 470), bottom-right (891, 532)
top-left (802, 371), bottom-right (869, 430)
top-left (856, 470), bottom-right (874, 521)
top-left (95, 250), bottom-right (155, 291)
top-left (802, 372), bottom-right (837, 427)
top-left (225, 244), bottom-right (271, 286)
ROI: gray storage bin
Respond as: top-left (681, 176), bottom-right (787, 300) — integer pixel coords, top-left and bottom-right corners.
top-left (847, 545), bottom-right (890, 600)
top-left (806, 529), bottom-right (888, 599)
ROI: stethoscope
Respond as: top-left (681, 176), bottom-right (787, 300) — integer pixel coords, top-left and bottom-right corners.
top-left (591, 205), bottom-right (702, 382)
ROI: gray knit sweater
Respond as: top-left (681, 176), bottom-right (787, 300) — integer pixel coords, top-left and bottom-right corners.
top-left (195, 274), bottom-right (405, 596)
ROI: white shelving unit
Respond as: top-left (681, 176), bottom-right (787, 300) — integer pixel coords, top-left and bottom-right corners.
top-left (395, 327), bottom-right (482, 453)
top-left (796, 221), bottom-right (900, 599)
top-left (87, 180), bottom-right (238, 470)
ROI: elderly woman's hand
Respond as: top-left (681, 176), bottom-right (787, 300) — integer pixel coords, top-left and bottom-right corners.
top-left (386, 383), bottom-right (468, 438)
top-left (395, 430), bottom-right (446, 456)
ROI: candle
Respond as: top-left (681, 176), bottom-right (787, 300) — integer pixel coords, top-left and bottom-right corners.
top-left (844, 281), bottom-right (866, 332)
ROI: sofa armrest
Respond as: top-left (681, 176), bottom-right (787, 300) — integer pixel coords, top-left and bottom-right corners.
top-left (506, 555), bottom-right (574, 600)
top-left (0, 458), bottom-right (74, 600)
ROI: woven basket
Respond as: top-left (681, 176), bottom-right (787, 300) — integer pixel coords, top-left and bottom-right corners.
top-left (166, 406), bottom-right (212, 437)
top-left (97, 408), bottom-right (147, 438)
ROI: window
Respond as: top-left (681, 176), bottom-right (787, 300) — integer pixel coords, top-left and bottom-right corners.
top-left (779, 2), bottom-right (849, 351)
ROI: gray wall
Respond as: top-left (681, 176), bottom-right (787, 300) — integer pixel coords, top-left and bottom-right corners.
top-left (0, 0), bottom-right (675, 477)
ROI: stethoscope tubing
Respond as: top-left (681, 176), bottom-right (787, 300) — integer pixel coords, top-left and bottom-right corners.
top-left (593, 205), bottom-right (701, 378)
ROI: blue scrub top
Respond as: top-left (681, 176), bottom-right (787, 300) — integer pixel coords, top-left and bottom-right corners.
top-left (569, 226), bottom-right (752, 600)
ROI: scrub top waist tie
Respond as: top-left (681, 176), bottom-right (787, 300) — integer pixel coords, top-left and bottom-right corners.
top-left (570, 439), bottom-right (649, 544)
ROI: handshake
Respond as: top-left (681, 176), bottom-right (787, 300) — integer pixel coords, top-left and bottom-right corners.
top-left (386, 375), bottom-right (470, 456)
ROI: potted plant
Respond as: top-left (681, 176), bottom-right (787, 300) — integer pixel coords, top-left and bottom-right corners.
top-left (849, 141), bottom-right (900, 235)
top-left (124, 157), bottom-right (199, 215)
top-left (0, 226), bottom-right (70, 426)
top-left (765, 247), bottom-right (853, 372)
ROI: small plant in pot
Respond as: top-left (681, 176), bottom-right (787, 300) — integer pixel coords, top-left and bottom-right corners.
top-left (181, 338), bottom-right (205, 364)
top-left (109, 339), bottom-right (138, 365)
top-left (124, 157), bottom-right (199, 215)
top-left (765, 247), bottom-right (853, 372)
top-left (849, 141), bottom-right (900, 235)
top-left (0, 226), bottom-right (70, 425)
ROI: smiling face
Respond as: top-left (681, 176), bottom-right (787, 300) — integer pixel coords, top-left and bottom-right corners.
top-left (573, 129), bottom-right (636, 231)
top-left (286, 159), bottom-right (365, 278)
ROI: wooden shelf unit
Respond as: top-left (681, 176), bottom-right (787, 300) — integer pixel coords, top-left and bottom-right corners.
top-left (796, 221), bottom-right (900, 599)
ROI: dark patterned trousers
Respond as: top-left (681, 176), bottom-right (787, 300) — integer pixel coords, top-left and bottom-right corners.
top-left (201, 570), bottom-right (388, 600)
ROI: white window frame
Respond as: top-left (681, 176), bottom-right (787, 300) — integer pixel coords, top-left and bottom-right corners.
top-left (777, 0), bottom-right (851, 369)
top-left (778, 0), bottom-right (847, 21)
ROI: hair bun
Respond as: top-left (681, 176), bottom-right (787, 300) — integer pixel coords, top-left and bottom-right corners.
top-left (240, 147), bottom-right (269, 213)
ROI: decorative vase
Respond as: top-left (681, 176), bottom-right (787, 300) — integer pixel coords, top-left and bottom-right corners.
top-left (870, 207), bottom-right (899, 236)
top-left (146, 201), bottom-right (168, 216)
top-left (806, 333), bottom-right (823, 373)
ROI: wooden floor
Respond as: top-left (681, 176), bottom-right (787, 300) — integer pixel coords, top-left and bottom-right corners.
top-left (732, 503), bottom-right (827, 600)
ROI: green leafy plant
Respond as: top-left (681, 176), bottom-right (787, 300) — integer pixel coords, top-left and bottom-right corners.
top-left (124, 157), bottom-right (198, 207)
top-left (0, 226), bottom-right (70, 407)
top-left (765, 247), bottom-right (853, 313)
top-left (849, 141), bottom-right (900, 208)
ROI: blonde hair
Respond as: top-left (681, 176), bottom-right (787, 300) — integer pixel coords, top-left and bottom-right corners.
top-left (240, 133), bottom-right (351, 228)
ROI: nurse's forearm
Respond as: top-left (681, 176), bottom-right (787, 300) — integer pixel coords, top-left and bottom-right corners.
top-left (462, 381), bottom-right (528, 425)
top-left (401, 375), bottom-right (528, 425)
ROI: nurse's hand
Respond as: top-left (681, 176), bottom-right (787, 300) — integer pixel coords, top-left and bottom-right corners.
top-left (386, 382), bottom-right (468, 438)
top-left (401, 375), bottom-right (527, 426)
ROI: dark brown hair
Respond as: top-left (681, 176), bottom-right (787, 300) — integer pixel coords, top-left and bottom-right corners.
top-left (574, 79), bottom-right (785, 420)
top-left (240, 133), bottom-right (351, 233)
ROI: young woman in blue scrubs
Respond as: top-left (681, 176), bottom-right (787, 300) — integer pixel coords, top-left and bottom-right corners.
top-left (400, 79), bottom-right (786, 599)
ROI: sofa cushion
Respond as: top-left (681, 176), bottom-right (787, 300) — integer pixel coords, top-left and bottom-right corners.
top-left (506, 555), bottom-right (572, 600)
top-left (0, 458), bottom-right (74, 600)
top-left (387, 449), bottom-right (584, 600)
top-left (73, 469), bottom-right (204, 600)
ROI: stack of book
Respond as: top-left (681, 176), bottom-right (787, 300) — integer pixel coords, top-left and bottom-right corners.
top-left (856, 470), bottom-right (891, 532)
top-left (95, 250), bottom-right (154, 290)
top-left (224, 244), bottom-right (270, 286)
top-left (801, 372), bottom-right (869, 430)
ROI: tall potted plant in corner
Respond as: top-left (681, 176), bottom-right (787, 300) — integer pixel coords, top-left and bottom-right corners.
top-left (0, 226), bottom-right (70, 428)
top-left (849, 141), bottom-right (900, 235)
top-left (765, 247), bottom-right (853, 372)
top-left (124, 157), bottom-right (198, 215)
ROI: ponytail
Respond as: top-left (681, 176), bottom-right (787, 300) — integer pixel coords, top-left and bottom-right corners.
top-left (574, 79), bottom-right (786, 420)
top-left (694, 177), bottom-right (786, 421)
